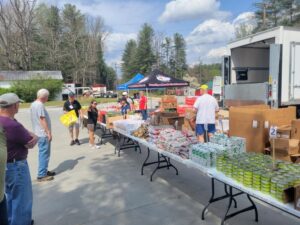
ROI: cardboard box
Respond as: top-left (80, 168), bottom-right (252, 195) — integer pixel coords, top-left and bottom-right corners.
top-left (185, 108), bottom-right (196, 120)
top-left (161, 95), bottom-right (177, 103)
top-left (182, 118), bottom-right (195, 131)
top-left (277, 125), bottom-right (292, 139)
top-left (229, 107), bottom-right (266, 153)
top-left (161, 102), bottom-right (178, 110)
top-left (106, 115), bottom-right (124, 128)
top-left (229, 106), bottom-right (296, 153)
top-left (270, 138), bottom-right (299, 155)
top-left (271, 150), bottom-right (292, 162)
top-left (291, 119), bottom-right (300, 140)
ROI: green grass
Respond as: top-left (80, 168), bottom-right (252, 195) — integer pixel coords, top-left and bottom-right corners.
top-left (20, 97), bottom-right (118, 108)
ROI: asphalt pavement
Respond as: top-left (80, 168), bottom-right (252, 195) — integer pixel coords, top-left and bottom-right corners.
top-left (14, 107), bottom-right (299, 225)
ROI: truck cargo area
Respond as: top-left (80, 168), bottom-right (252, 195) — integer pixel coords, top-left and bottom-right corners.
top-left (223, 27), bottom-right (300, 112)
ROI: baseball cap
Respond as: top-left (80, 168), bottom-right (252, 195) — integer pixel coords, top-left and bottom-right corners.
top-left (122, 91), bottom-right (128, 96)
top-left (68, 92), bottom-right (75, 97)
top-left (200, 84), bottom-right (208, 90)
top-left (0, 93), bottom-right (23, 107)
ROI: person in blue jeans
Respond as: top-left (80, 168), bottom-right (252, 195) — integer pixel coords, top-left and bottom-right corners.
top-left (0, 93), bottom-right (38, 225)
top-left (120, 98), bottom-right (130, 119)
top-left (30, 89), bottom-right (55, 182)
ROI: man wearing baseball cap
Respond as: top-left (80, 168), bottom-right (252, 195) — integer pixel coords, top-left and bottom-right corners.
top-left (0, 93), bottom-right (38, 225)
top-left (193, 85), bottom-right (219, 142)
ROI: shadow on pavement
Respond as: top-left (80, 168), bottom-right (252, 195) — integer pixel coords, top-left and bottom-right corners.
top-left (52, 156), bottom-right (85, 175)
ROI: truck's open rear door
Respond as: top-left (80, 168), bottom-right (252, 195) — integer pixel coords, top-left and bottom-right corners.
top-left (269, 44), bottom-right (282, 107)
top-left (290, 42), bottom-right (300, 104)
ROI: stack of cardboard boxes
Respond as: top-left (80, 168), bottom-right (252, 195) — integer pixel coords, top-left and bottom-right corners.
top-left (269, 120), bottom-right (300, 162)
top-left (229, 105), bottom-right (297, 160)
top-left (160, 95), bottom-right (177, 112)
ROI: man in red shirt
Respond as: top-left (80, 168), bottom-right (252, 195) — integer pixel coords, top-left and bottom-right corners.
top-left (139, 91), bottom-right (147, 120)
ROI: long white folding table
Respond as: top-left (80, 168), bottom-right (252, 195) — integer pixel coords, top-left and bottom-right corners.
top-left (113, 127), bottom-right (300, 225)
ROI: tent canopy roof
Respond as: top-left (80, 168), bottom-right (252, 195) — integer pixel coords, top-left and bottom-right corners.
top-left (116, 73), bottom-right (144, 90)
top-left (128, 69), bottom-right (189, 89)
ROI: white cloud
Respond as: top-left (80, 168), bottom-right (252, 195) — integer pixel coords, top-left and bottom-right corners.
top-left (159, 0), bottom-right (230, 23)
top-left (207, 46), bottom-right (228, 59)
top-left (105, 33), bottom-right (137, 52)
top-left (233, 12), bottom-right (256, 26)
top-left (104, 32), bottom-right (137, 69)
top-left (185, 11), bottom-right (256, 64)
top-left (186, 19), bottom-right (235, 46)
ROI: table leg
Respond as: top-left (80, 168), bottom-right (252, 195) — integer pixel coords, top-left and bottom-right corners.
top-left (202, 178), bottom-right (215, 220)
top-left (141, 148), bottom-right (150, 175)
top-left (247, 194), bottom-right (259, 222)
top-left (150, 154), bottom-right (179, 182)
top-left (224, 184), bottom-right (237, 208)
top-left (221, 186), bottom-right (233, 225)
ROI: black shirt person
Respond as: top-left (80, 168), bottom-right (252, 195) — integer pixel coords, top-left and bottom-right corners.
top-left (63, 92), bottom-right (82, 146)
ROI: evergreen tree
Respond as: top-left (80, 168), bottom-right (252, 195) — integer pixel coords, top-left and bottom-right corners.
top-left (173, 33), bottom-right (187, 79)
top-left (61, 4), bottom-right (85, 82)
top-left (134, 23), bottom-right (156, 75)
top-left (34, 4), bottom-right (62, 70)
top-left (253, 0), bottom-right (300, 32)
top-left (121, 39), bottom-right (137, 81)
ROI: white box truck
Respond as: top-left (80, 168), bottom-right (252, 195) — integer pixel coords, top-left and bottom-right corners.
top-left (222, 26), bottom-right (300, 116)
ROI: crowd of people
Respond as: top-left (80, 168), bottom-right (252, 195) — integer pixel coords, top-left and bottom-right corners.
top-left (0, 85), bottom-right (221, 224)
top-left (0, 89), bottom-right (148, 225)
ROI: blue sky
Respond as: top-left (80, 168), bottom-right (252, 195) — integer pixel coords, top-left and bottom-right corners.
top-left (40, 0), bottom-right (256, 66)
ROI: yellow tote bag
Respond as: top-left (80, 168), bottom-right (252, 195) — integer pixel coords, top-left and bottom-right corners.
top-left (59, 110), bottom-right (78, 127)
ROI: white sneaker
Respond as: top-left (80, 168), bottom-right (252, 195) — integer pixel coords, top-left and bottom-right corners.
top-left (89, 144), bottom-right (93, 147)
top-left (91, 145), bottom-right (101, 149)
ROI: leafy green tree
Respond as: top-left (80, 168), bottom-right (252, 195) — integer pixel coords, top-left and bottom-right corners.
top-left (134, 23), bottom-right (156, 75)
top-left (188, 63), bottom-right (221, 85)
top-left (253, 0), bottom-right (300, 32)
top-left (121, 39), bottom-right (138, 81)
top-left (105, 66), bottom-right (117, 90)
top-left (33, 4), bottom-right (62, 70)
top-left (10, 76), bottom-right (63, 102)
top-left (61, 4), bottom-right (85, 82)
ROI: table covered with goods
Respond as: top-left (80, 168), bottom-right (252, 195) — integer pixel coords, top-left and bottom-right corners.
top-left (111, 118), bottom-right (300, 224)
top-left (91, 96), bottom-right (300, 224)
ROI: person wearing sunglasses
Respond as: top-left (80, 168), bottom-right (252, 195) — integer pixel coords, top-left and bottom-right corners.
top-left (87, 100), bottom-right (100, 149)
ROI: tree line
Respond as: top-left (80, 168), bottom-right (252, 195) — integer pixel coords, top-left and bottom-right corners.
top-left (0, 0), bottom-right (116, 89)
top-left (121, 23), bottom-right (187, 82)
top-left (236, 0), bottom-right (300, 38)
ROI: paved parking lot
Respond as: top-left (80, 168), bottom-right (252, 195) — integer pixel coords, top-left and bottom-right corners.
top-left (15, 107), bottom-right (299, 225)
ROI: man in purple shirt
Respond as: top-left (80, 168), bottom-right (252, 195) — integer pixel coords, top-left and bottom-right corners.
top-left (0, 93), bottom-right (38, 225)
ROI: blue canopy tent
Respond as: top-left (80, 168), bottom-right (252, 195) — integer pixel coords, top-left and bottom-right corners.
top-left (116, 73), bottom-right (144, 90)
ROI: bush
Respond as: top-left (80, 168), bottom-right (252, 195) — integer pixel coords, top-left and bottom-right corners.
top-left (0, 88), bottom-right (11, 96)
top-left (10, 77), bottom-right (63, 102)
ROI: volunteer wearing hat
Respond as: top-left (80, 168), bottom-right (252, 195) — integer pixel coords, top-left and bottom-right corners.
top-left (122, 92), bottom-right (134, 111)
top-left (193, 84), bottom-right (219, 143)
top-left (63, 92), bottom-right (83, 146)
top-left (0, 93), bottom-right (38, 225)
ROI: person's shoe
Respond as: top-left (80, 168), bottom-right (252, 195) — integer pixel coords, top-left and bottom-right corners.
top-left (47, 171), bottom-right (56, 176)
top-left (37, 175), bottom-right (54, 182)
top-left (70, 140), bottom-right (75, 146)
top-left (75, 139), bottom-right (81, 145)
top-left (91, 145), bottom-right (100, 149)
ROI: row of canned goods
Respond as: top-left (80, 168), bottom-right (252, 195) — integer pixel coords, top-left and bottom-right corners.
top-left (216, 152), bottom-right (300, 202)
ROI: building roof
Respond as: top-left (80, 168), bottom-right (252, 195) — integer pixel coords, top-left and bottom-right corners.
top-left (0, 71), bottom-right (63, 81)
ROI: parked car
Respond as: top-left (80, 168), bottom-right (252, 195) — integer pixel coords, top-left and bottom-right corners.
top-left (104, 91), bottom-right (117, 98)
